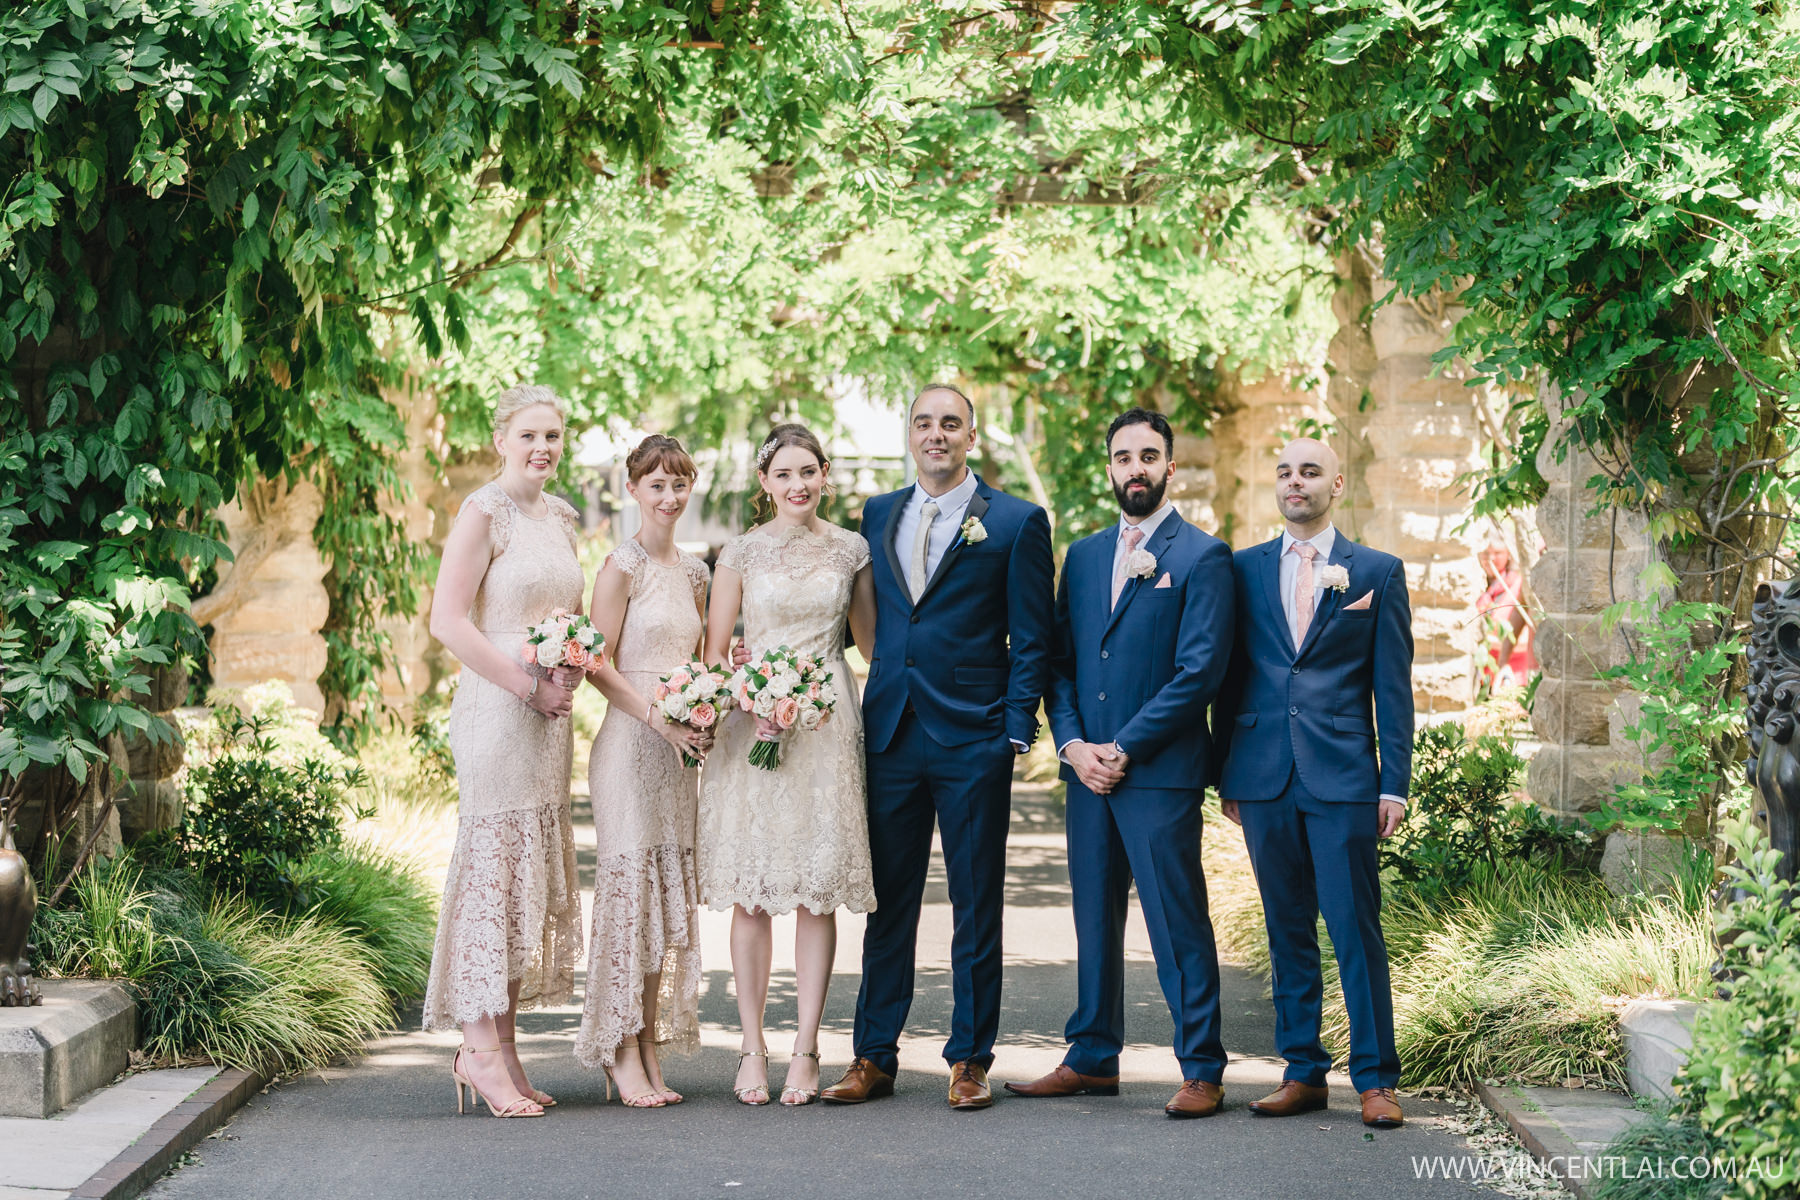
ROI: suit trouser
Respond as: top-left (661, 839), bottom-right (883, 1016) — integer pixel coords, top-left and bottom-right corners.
top-left (1237, 770), bottom-right (1401, 1092)
top-left (855, 713), bottom-right (1017, 1076)
top-left (1062, 780), bottom-right (1227, 1082)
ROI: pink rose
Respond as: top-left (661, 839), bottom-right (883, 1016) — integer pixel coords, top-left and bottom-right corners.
top-left (668, 669), bottom-right (691, 687)
top-left (521, 643), bottom-right (537, 665)
top-left (564, 640), bottom-right (592, 669)
top-left (690, 702), bottom-right (718, 729)
top-left (653, 681), bottom-right (671, 701)
top-left (807, 683), bottom-right (821, 701)
top-left (773, 696), bottom-right (801, 729)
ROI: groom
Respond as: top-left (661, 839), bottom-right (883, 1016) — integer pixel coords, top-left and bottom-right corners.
top-left (1004, 408), bottom-right (1235, 1118)
top-left (824, 384), bottom-right (1054, 1110)
top-left (1213, 436), bottom-right (1414, 1129)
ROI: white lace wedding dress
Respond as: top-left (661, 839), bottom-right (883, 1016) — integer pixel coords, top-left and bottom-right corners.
top-left (574, 539), bottom-right (708, 1068)
top-left (697, 523), bottom-right (877, 915)
top-left (422, 483), bottom-right (585, 1032)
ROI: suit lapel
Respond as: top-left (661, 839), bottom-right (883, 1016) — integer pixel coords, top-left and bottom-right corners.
top-left (1295, 535), bottom-right (1356, 661)
top-left (881, 490), bottom-right (912, 609)
top-left (1259, 539), bottom-right (1295, 659)
top-left (913, 482), bottom-right (987, 609)
top-left (1102, 509), bottom-right (1183, 640)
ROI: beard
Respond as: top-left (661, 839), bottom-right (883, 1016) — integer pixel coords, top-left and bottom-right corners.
top-left (1114, 472), bottom-right (1167, 518)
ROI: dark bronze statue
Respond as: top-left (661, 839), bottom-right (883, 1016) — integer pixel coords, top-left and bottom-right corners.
top-left (1742, 581), bottom-right (1800, 886)
top-left (0, 808), bottom-right (43, 1006)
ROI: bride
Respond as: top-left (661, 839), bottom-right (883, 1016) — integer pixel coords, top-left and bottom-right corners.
top-left (697, 422), bottom-right (877, 1107)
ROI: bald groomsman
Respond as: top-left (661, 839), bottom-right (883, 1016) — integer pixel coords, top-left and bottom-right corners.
top-left (1214, 437), bottom-right (1414, 1129)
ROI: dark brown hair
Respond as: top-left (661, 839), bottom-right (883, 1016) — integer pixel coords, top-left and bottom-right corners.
top-left (626, 433), bottom-right (697, 484)
top-left (751, 422), bottom-right (831, 524)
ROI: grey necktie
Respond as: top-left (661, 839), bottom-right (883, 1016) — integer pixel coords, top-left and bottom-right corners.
top-left (909, 500), bottom-right (939, 600)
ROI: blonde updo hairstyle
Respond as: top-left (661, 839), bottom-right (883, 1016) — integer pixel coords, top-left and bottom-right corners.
top-left (491, 384), bottom-right (569, 474)
top-left (751, 422), bottom-right (833, 525)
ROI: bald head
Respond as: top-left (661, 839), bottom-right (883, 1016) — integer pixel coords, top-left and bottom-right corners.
top-left (1274, 436), bottom-right (1343, 536)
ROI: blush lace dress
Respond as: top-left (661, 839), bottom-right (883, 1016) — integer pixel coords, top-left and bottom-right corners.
top-left (421, 483), bottom-right (585, 1032)
top-left (574, 539), bottom-right (710, 1068)
top-left (697, 523), bottom-right (877, 915)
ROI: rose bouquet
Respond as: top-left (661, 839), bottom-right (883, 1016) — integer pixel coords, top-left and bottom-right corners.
top-left (653, 660), bottom-right (733, 767)
top-left (730, 646), bottom-right (838, 770)
top-left (523, 610), bottom-right (602, 673)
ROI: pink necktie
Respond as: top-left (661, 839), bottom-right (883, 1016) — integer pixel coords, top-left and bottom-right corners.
top-left (1292, 541), bottom-right (1318, 643)
top-left (1113, 527), bottom-right (1144, 608)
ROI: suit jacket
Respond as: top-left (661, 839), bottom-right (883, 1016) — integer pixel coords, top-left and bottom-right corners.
top-left (1048, 510), bottom-right (1235, 791)
top-left (860, 478), bottom-right (1055, 754)
top-left (1213, 532), bottom-right (1415, 803)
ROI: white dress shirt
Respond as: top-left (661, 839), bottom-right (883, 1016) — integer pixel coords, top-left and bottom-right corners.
top-left (1279, 525), bottom-right (1337, 647)
top-left (1278, 524), bottom-right (1404, 808)
top-left (893, 468), bottom-right (979, 587)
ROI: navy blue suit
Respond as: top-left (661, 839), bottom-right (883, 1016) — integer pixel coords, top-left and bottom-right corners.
top-left (1047, 510), bottom-right (1234, 1081)
top-left (1213, 531), bottom-right (1414, 1092)
top-left (855, 478), bottom-right (1054, 1075)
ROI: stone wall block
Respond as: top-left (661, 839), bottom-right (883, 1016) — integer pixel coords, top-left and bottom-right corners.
top-left (1527, 746), bottom-right (1625, 817)
top-left (1533, 613), bottom-right (1636, 678)
top-left (1413, 656), bottom-right (1476, 711)
top-left (1531, 676), bottom-right (1617, 747)
top-left (1370, 295), bottom-right (1461, 362)
top-left (1530, 549), bottom-right (1648, 617)
top-left (1534, 489), bottom-right (1643, 553)
top-left (1403, 558), bottom-right (1486, 609)
top-left (1368, 356), bottom-right (1472, 411)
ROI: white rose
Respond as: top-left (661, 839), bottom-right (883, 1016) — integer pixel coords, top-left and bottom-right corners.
top-left (798, 705), bottom-right (824, 731)
top-left (752, 693), bottom-right (777, 718)
top-left (536, 639), bottom-right (564, 668)
top-left (818, 683), bottom-right (838, 708)
top-left (765, 677), bottom-right (792, 699)
top-left (576, 626), bottom-right (597, 647)
top-left (1318, 564), bottom-right (1351, 592)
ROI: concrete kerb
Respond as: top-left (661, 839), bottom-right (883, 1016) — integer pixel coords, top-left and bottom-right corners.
top-left (66, 1068), bottom-right (265, 1200)
top-left (1476, 1081), bottom-right (1647, 1199)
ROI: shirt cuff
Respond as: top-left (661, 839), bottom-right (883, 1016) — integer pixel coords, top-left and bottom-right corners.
top-left (1010, 739), bottom-right (1028, 753)
top-left (1055, 738), bottom-right (1076, 764)
top-left (1379, 793), bottom-right (1406, 808)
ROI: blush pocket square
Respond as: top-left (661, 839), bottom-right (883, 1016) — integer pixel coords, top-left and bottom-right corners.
top-left (1153, 572), bottom-right (1173, 589)
top-left (1344, 590), bottom-right (1374, 610)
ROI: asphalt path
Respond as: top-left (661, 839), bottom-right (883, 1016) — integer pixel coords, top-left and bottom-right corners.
top-left (145, 790), bottom-right (1486, 1200)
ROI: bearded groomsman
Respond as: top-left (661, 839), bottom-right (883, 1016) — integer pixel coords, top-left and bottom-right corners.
top-left (1004, 408), bottom-right (1235, 1118)
top-left (1214, 437), bottom-right (1413, 1129)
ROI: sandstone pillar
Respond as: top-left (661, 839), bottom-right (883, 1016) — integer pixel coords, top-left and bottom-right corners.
top-left (1526, 384), bottom-right (1656, 819)
top-left (197, 478), bottom-right (332, 715)
top-left (1206, 372), bottom-right (1329, 547)
top-left (375, 374), bottom-right (452, 715)
top-left (115, 664), bottom-right (189, 840)
top-left (1328, 250), bottom-right (1486, 717)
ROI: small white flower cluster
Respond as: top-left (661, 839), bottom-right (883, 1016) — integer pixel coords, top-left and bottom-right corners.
top-left (1318, 564), bottom-right (1351, 592)
top-left (960, 515), bottom-right (988, 544)
top-left (524, 610), bottom-right (601, 670)
top-left (1124, 546), bottom-right (1158, 579)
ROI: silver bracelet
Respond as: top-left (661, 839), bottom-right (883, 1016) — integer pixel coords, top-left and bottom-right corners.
top-left (525, 676), bottom-right (539, 704)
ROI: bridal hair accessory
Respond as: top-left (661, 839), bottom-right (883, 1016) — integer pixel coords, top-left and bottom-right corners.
top-left (755, 435), bottom-right (782, 472)
top-left (1319, 564), bottom-right (1351, 592)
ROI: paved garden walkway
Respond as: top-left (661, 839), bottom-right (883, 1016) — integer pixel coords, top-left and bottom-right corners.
top-left (143, 790), bottom-right (1489, 1200)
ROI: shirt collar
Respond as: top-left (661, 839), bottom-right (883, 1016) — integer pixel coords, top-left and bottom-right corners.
top-left (1281, 524), bottom-right (1337, 558)
top-left (912, 468), bottom-right (978, 512)
top-left (1119, 502), bottom-right (1175, 543)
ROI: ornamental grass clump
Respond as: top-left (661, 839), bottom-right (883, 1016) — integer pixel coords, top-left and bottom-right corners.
top-left (285, 842), bottom-right (438, 1002)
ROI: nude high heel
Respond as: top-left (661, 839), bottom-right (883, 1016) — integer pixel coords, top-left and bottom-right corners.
top-left (734, 1049), bottom-right (771, 1106)
top-left (781, 1050), bottom-right (821, 1107)
top-left (607, 1039), bottom-right (668, 1108)
top-left (497, 1035), bottom-right (555, 1107)
top-left (453, 1045), bottom-right (545, 1118)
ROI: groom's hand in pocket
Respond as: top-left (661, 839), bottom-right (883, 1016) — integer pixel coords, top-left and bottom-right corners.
top-left (1066, 741), bottom-right (1126, 795)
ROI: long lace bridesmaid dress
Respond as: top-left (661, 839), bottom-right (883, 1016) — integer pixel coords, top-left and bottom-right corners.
top-left (697, 523), bottom-right (877, 915)
top-left (422, 483), bottom-right (586, 1032)
top-left (574, 539), bottom-right (710, 1068)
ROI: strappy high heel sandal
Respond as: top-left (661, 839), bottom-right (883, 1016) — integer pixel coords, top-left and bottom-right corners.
top-left (606, 1040), bottom-right (667, 1109)
top-left (734, 1049), bottom-right (771, 1106)
top-left (497, 1035), bottom-right (555, 1107)
top-left (453, 1045), bottom-right (545, 1118)
top-left (644, 1036), bottom-right (683, 1105)
top-left (781, 1050), bottom-right (821, 1107)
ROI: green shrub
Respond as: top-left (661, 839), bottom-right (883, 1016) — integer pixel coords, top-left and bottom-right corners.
top-left (1589, 1112), bottom-right (1727, 1200)
top-left (1678, 819), bottom-right (1800, 1199)
top-left (286, 842), bottom-right (438, 1001)
top-left (34, 852), bottom-right (398, 1074)
top-left (1381, 722), bottom-right (1591, 900)
top-left (182, 707), bottom-right (366, 907)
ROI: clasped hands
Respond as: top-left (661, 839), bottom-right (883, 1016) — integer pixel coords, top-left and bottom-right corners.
top-left (1066, 740), bottom-right (1130, 795)
top-left (523, 665), bottom-right (585, 719)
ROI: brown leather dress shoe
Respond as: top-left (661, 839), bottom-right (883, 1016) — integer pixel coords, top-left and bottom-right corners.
top-left (1164, 1080), bottom-right (1224, 1119)
top-left (1247, 1080), bottom-right (1329, 1117)
top-left (947, 1061), bottom-right (992, 1110)
top-left (820, 1057), bottom-right (895, 1105)
top-left (1002, 1064), bottom-right (1120, 1098)
top-left (1361, 1087), bottom-right (1404, 1128)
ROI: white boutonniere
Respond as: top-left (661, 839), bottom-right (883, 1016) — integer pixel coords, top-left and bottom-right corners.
top-left (1319, 564), bottom-right (1351, 592)
top-left (1124, 547), bottom-right (1158, 580)
top-left (960, 515), bottom-right (988, 544)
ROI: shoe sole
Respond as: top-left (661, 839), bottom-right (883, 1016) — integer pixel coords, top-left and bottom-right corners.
top-left (821, 1086), bottom-right (893, 1105)
top-left (1002, 1085), bottom-right (1121, 1098)
top-left (1248, 1102), bottom-right (1328, 1117)
top-left (948, 1098), bottom-right (993, 1110)
top-left (1165, 1107), bottom-right (1221, 1119)
top-left (1363, 1117), bottom-right (1404, 1128)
